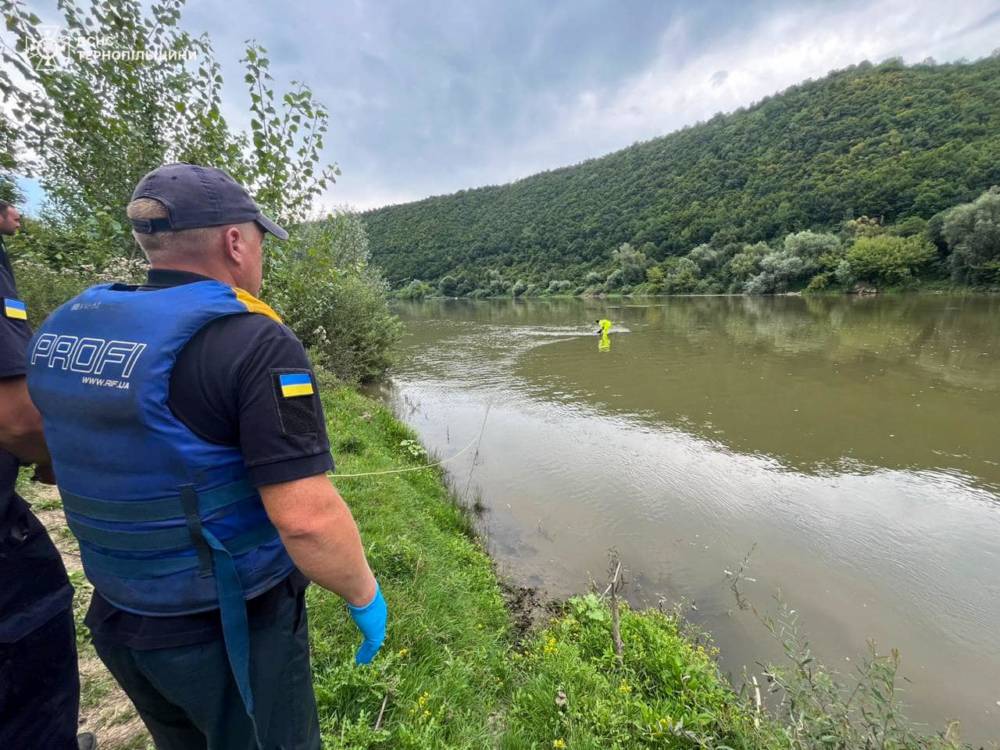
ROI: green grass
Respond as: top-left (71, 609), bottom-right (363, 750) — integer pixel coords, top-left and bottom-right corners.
top-left (309, 383), bottom-right (777, 748)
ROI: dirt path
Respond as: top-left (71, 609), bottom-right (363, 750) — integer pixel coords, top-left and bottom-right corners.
top-left (24, 483), bottom-right (150, 750)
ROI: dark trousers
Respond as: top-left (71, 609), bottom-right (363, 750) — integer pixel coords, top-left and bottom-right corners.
top-left (94, 593), bottom-right (320, 750)
top-left (0, 608), bottom-right (80, 750)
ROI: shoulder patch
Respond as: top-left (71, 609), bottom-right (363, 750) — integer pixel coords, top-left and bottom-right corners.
top-left (271, 369), bottom-right (320, 435)
top-left (3, 297), bottom-right (27, 320)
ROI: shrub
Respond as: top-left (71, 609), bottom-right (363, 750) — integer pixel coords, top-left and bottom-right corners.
top-left (661, 257), bottom-right (700, 294)
top-left (645, 265), bottom-right (665, 292)
top-left (545, 279), bottom-right (572, 295)
top-left (8, 213), bottom-right (136, 271)
top-left (268, 213), bottom-right (401, 383)
top-left (10, 254), bottom-right (147, 326)
top-left (437, 274), bottom-right (459, 297)
top-left (396, 280), bottom-right (435, 300)
top-left (783, 230), bottom-right (840, 261)
top-left (760, 596), bottom-right (962, 749)
top-left (604, 269), bottom-right (624, 290)
top-left (723, 241), bottom-right (770, 291)
top-left (744, 243), bottom-right (824, 294)
top-left (843, 235), bottom-right (936, 286)
top-left (805, 272), bottom-right (833, 291)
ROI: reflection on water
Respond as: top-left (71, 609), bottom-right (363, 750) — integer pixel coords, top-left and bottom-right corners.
top-left (377, 295), bottom-right (1000, 744)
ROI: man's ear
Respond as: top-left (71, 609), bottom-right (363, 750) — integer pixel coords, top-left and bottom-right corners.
top-left (223, 226), bottom-right (244, 265)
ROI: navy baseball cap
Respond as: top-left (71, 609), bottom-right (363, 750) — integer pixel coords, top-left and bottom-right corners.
top-left (129, 163), bottom-right (288, 240)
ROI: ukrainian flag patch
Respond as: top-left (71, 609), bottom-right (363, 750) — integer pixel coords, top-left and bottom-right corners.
top-left (3, 298), bottom-right (27, 321)
top-left (279, 372), bottom-right (314, 398)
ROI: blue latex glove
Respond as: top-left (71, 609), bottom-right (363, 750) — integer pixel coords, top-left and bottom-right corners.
top-left (348, 581), bottom-right (387, 665)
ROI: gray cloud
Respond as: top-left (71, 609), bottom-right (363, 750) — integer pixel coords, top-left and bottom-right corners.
top-left (18, 0), bottom-right (1000, 211)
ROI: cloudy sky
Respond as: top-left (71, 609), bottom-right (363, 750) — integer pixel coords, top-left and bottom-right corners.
top-left (16, 0), bottom-right (1000, 212)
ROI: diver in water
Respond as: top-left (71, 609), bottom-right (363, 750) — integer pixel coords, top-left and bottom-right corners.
top-left (595, 319), bottom-right (612, 351)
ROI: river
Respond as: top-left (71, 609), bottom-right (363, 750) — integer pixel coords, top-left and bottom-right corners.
top-left (371, 294), bottom-right (1000, 745)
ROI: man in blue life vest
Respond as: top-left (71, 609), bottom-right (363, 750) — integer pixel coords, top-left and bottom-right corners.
top-left (0, 199), bottom-right (93, 750)
top-left (26, 164), bottom-right (387, 749)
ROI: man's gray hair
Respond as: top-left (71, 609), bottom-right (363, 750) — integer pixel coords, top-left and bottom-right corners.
top-left (126, 197), bottom-right (220, 259)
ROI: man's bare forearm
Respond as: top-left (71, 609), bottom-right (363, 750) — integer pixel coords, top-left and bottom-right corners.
top-left (260, 475), bottom-right (377, 607)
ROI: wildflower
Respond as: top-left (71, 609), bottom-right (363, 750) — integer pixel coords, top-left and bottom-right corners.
top-left (553, 739), bottom-right (566, 749)
top-left (397, 648), bottom-right (410, 658)
top-left (618, 680), bottom-right (632, 695)
top-left (543, 636), bottom-right (558, 655)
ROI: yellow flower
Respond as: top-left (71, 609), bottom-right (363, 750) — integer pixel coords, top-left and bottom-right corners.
top-left (618, 681), bottom-right (632, 695)
top-left (397, 648), bottom-right (410, 658)
top-left (553, 740), bottom-right (567, 749)
top-left (543, 636), bottom-right (558, 655)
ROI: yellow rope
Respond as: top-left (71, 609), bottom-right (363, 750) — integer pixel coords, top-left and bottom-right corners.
top-left (328, 433), bottom-right (481, 479)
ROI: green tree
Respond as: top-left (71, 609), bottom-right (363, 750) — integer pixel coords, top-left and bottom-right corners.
top-left (662, 257), bottom-right (699, 294)
top-left (0, 116), bottom-right (20, 203)
top-left (610, 242), bottom-right (647, 286)
top-left (783, 231), bottom-right (841, 261)
top-left (2, 0), bottom-right (399, 382)
top-left (1, 0), bottom-right (337, 247)
top-left (645, 265), bottom-right (665, 292)
top-left (943, 187), bottom-right (1000, 283)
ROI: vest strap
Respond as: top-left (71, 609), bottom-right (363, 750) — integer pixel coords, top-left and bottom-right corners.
top-left (68, 516), bottom-right (195, 552)
top-left (65, 494), bottom-right (269, 554)
top-left (200, 508), bottom-right (263, 748)
top-left (79, 524), bottom-right (282, 579)
top-left (180, 484), bottom-right (214, 578)
top-left (59, 478), bottom-right (256, 522)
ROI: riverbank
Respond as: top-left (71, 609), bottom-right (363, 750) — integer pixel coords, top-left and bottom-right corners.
top-left (20, 380), bottom-right (970, 748)
top-left (393, 282), bottom-right (1000, 302)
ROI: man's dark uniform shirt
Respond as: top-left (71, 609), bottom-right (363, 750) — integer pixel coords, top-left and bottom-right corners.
top-left (84, 268), bottom-right (334, 649)
top-left (0, 237), bottom-right (73, 643)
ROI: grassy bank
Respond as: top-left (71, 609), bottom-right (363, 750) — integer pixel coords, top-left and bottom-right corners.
top-left (20, 383), bottom-right (776, 749)
top-left (21, 382), bottom-right (969, 749)
top-left (309, 382), bottom-right (781, 748)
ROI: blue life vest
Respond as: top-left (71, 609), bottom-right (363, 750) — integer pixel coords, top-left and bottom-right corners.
top-left (27, 279), bottom-right (296, 738)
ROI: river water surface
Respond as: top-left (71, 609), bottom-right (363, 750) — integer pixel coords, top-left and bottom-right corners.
top-left (373, 295), bottom-right (1000, 744)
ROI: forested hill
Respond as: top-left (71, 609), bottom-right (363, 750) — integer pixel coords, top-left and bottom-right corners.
top-left (363, 57), bottom-right (1000, 289)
